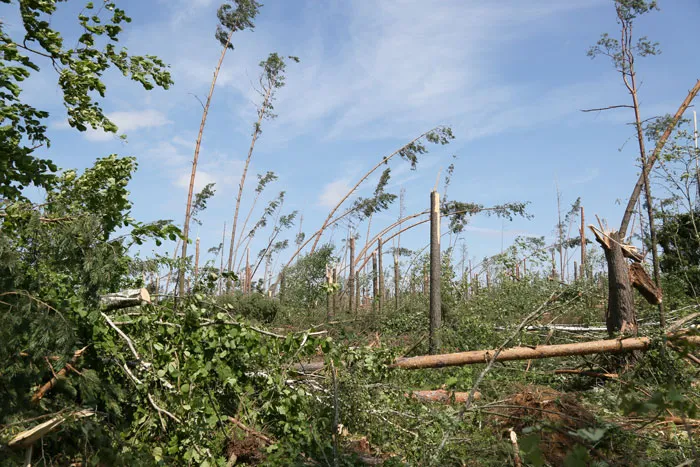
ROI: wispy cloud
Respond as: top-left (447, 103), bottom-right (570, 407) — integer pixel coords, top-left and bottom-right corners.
top-left (52, 109), bottom-right (173, 142)
top-left (318, 178), bottom-right (352, 208)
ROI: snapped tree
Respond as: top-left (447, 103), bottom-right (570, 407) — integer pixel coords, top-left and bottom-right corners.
top-left (586, 0), bottom-right (700, 335)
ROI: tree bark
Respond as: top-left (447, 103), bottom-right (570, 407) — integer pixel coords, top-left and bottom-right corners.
top-left (599, 231), bottom-right (637, 336)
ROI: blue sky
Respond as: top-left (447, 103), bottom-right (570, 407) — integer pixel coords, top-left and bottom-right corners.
top-left (9, 0), bottom-right (700, 281)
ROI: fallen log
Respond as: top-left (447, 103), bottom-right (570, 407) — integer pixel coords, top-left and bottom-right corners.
top-left (100, 288), bottom-right (151, 311)
top-left (391, 335), bottom-right (700, 370)
top-left (408, 389), bottom-right (481, 404)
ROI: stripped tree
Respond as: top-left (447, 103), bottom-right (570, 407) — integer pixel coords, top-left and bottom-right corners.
top-left (226, 53), bottom-right (299, 286)
top-left (179, 0), bottom-right (261, 297)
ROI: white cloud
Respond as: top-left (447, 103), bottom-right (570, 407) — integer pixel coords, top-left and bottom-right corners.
top-left (570, 168), bottom-right (600, 185)
top-left (175, 169), bottom-right (217, 193)
top-left (133, 0), bottom-right (609, 150)
top-left (318, 179), bottom-right (352, 208)
top-left (84, 109), bottom-right (173, 142)
top-left (52, 109), bottom-right (173, 142)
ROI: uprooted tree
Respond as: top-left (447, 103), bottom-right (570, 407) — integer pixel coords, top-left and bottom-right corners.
top-left (586, 0), bottom-right (700, 336)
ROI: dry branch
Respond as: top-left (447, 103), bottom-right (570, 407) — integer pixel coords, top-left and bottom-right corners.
top-left (554, 369), bottom-right (618, 379)
top-left (8, 410), bottom-right (95, 448)
top-left (228, 417), bottom-right (273, 445)
top-left (31, 346), bottom-right (88, 404)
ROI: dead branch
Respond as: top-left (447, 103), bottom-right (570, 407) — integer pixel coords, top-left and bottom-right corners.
top-left (147, 393), bottom-right (181, 424)
top-left (580, 104), bottom-right (634, 112)
top-left (228, 417), bottom-right (273, 445)
top-left (8, 410), bottom-right (94, 449)
top-left (509, 428), bottom-right (522, 467)
top-left (31, 346), bottom-right (88, 404)
top-left (554, 369), bottom-right (619, 379)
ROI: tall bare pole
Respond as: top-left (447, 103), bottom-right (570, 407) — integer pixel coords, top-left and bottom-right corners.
top-left (349, 237), bottom-right (355, 314)
top-left (580, 206), bottom-right (586, 280)
top-left (694, 110), bottom-right (699, 202)
top-left (429, 191), bottom-right (442, 354)
top-left (377, 237), bottom-right (383, 313)
top-left (194, 236), bottom-right (200, 283)
top-left (245, 248), bottom-right (250, 294)
top-left (372, 252), bottom-right (378, 313)
top-left (394, 250), bottom-right (400, 309)
top-left (179, 28), bottom-right (240, 298)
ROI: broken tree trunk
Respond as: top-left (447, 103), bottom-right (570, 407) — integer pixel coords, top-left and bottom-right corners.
top-left (100, 288), bottom-right (151, 311)
top-left (605, 232), bottom-right (637, 335)
top-left (591, 228), bottom-right (638, 336)
top-left (9, 410), bottom-right (95, 449)
top-left (629, 262), bottom-right (663, 305)
top-left (391, 335), bottom-right (700, 370)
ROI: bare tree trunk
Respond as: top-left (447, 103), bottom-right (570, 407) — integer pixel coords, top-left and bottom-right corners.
top-left (219, 222), bottom-right (226, 295)
top-left (245, 248), bottom-right (251, 294)
top-left (377, 237), bottom-right (383, 313)
top-left (580, 206), bottom-right (586, 279)
top-left (372, 252), bottom-right (378, 313)
top-left (349, 237), bottom-right (355, 314)
top-left (227, 85), bottom-right (274, 284)
top-left (180, 32), bottom-right (233, 298)
top-left (394, 250), bottom-right (400, 309)
top-left (602, 232), bottom-right (637, 336)
top-left (429, 191), bottom-right (442, 354)
top-left (194, 237), bottom-right (200, 285)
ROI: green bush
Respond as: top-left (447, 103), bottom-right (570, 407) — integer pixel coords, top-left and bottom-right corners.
top-left (218, 292), bottom-right (280, 323)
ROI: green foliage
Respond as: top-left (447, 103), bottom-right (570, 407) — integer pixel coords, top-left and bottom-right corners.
top-left (0, 0), bottom-right (173, 199)
top-left (217, 292), bottom-right (280, 323)
top-left (191, 182), bottom-right (217, 226)
top-left (442, 200), bottom-right (531, 234)
top-left (399, 126), bottom-right (454, 169)
top-left (280, 244), bottom-right (336, 309)
top-left (587, 0), bottom-right (659, 76)
top-left (215, 0), bottom-right (262, 49)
